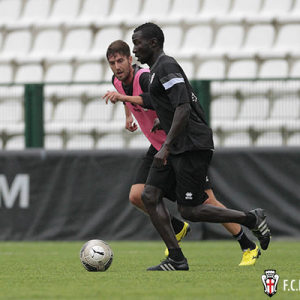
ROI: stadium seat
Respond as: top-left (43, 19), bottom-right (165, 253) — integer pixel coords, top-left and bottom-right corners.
top-left (287, 133), bottom-right (300, 146)
top-left (66, 134), bottom-right (94, 149)
top-left (44, 134), bottom-right (64, 149)
top-left (196, 60), bottom-right (226, 79)
top-left (274, 25), bottom-right (300, 53)
top-left (223, 132), bottom-right (252, 147)
top-left (128, 133), bottom-right (150, 149)
top-left (0, 0), bottom-right (22, 24)
top-left (0, 85), bottom-right (24, 100)
top-left (228, 60), bottom-right (257, 79)
top-left (138, 0), bottom-right (171, 21)
top-left (44, 63), bottom-right (73, 82)
top-left (109, 0), bottom-right (141, 24)
top-left (0, 99), bottom-right (22, 122)
top-left (0, 64), bottom-right (14, 83)
top-left (112, 103), bottom-right (126, 122)
top-left (5, 135), bottom-right (25, 150)
top-left (259, 60), bottom-right (289, 78)
top-left (21, 0), bottom-right (51, 23)
top-left (44, 101), bottom-right (54, 123)
top-left (83, 100), bottom-right (113, 122)
top-left (238, 97), bottom-right (269, 120)
top-left (181, 25), bottom-right (213, 57)
top-left (60, 29), bottom-right (92, 57)
top-left (290, 60), bottom-right (300, 77)
top-left (96, 134), bottom-right (125, 149)
top-left (73, 63), bottom-right (103, 82)
top-left (2, 30), bottom-right (32, 58)
top-left (123, 28), bottom-right (136, 48)
top-left (200, 0), bottom-right (231, 16)
top-left (53, 99), bottom-right (82, 122)
top-left (15, 64), bottom-right (43, 83)
top-left (89, 28), bottom-right (123, 59)
top-left (270, 98), bottom-right (300, 119)
top-left (213, 25), bottom-right (244, 52)
top-left (292, 0), bottom-right (300, 14)
top-left (255, 132), bottom-right (283, 146)
top-left (102, 65), bottom-right (115, 82)
top-left (260, 0), bottom-right (293, 16)
top-left (167, 0), bottom-right (200, 22)
top-left (162, 26), bottom-right (183, 55)
top-left (49, 0), bottom-right (81, 21)
top-left (211, 97), bottom-right (239, 120)
top-left (30, 29), bottom-right (62, 58)
top-left (78, 0), bottom-right (110, 22)
top-left (176, 59), bottom-right (195, 80)
top-left (230, 0), bottom-right (261, 17)
top-left (243, 25), bottom-right (275, 51)
top-left (212, 132), bottom-right (220, 147)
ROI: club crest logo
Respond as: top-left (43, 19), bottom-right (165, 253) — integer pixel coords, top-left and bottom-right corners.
top-left (261, 270), bottom-right (279, 297)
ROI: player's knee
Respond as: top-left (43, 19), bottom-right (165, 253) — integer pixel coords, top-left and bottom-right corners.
top-left (129, 191), bottom-right (141, 207)
top-left (141, 188), bottom-right (152, 206)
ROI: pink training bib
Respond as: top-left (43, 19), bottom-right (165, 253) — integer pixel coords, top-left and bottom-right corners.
top-left (113, 69), bottom-right (166, 151)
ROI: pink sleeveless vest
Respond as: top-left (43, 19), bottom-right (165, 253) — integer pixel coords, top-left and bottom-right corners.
top-left (113, 69), bottom-right (166, 150)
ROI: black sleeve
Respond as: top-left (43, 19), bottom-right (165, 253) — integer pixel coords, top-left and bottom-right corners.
top-left (139, 72), bottom-right (150, 93)
top-left (158, 62), bottom-right (190, 108)
top-left (140, 93), bottom-right (154, 110)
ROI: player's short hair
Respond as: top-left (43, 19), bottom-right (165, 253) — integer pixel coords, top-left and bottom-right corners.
top-left (106, 40), bottom-right (131, 60)
top-left (133, 22), bottom-right (164, 48)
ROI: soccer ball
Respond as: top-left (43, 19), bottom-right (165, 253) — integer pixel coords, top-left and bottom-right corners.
top-left (80, 239), bottom-right (113, 272)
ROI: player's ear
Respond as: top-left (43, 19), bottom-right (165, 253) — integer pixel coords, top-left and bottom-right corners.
top-left (129, 55), bottom-right (133, 64)
top-left (150, 38), bottom-right (159, 49)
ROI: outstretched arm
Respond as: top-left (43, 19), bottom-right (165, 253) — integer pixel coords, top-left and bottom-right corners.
top-left (103, 91), bottom-right (143, 105)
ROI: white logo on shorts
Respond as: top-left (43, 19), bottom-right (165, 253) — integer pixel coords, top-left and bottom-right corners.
top-left (185, 192), bottom-right (193, 200)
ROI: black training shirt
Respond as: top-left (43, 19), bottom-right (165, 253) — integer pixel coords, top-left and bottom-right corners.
top-left (141, 54), bottom-right (214, 154)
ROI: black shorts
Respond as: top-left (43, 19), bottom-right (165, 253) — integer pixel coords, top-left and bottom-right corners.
top-left (134, 145), bottom-right (212, 190)
top-left (145, 150), bottom-right (213, 206)
top-left (133, 145), bottom-right (157, 184)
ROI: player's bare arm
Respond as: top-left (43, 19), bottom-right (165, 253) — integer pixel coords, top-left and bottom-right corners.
top-left (124, 105), bottom-right (138, 132)
top-left (103, 91), bottom-right (144, 105)
top-left (153, 103), bottom-right (191, 168)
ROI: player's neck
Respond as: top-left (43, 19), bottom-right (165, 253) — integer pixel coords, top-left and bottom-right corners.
top-left (148, 49), bottom-right (164, 68)
top-left (122, 66), bottom-right (134, 86)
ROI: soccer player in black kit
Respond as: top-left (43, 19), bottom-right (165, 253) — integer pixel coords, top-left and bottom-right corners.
top-left (104, 23), bottom-right (271, 271)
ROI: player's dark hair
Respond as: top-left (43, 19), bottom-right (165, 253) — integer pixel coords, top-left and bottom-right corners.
top-left (134, 22), bottom-right (164, 48)
top-left (106, 40), bottom-right (131, 59)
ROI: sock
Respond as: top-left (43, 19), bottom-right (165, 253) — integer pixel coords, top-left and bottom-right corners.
top-left (171, 216), bottom-right (185, 235)
top-left (242, 212), bottom-right (257, 229)
top-left (168, 248), bottom-right (185, 261)
top-left (234, 228), bottom-right (256, 251)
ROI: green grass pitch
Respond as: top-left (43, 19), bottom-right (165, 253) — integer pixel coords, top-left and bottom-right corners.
top-left (0, 240), bottom-right (299, 300)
